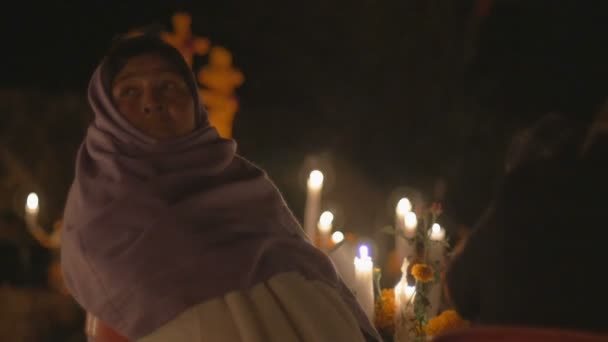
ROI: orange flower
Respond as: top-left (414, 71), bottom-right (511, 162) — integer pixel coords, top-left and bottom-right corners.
top-left (374, 289), bottom-right (396, 334)
top-left (411, 263), bottom-right (434, 283)
top-left (425, 310), bottom-right (469, 336)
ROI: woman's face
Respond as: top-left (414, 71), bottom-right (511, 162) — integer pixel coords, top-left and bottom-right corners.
top-left (111, 53), bottom-right (196, 141)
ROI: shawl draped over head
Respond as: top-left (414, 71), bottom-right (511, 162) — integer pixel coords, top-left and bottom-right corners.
top-left (60, 35), bottom-right (380, 341)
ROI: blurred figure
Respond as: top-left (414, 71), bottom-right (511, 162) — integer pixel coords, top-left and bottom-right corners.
top-left (445, 0), bottom-right (608, 334)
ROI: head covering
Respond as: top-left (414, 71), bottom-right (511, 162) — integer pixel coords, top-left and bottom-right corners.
top-left (60, 36), bottom-right (380, 341)
top-left (95, 34), bottom-right (207, 137)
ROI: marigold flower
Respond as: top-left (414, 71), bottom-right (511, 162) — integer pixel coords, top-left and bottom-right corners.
top-left (425, 310), bottom-right (469, 336)
top-left (374, 289), bottom-right (396, 334)
top-left (411, 263), bottom-right (434, 283)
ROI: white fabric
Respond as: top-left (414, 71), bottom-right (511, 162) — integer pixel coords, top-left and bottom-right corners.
top-left (138, 272), bottom-right (367, 342)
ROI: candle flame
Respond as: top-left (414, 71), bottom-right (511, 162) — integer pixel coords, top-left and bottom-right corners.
top-left (405, 285), bottom-right (416, 299)
top-left (307, 170), bottom-right (324, 189)
top-left (395, 281), bottom-right (403, 295)
top-left (319, 211), bottom-right (334, 227)
top-left (432, 223), bottom-right (441, 234)
top-left (395, 280), bottom-right (416, 307)
top-left (331, 231), bottom-right (344, 244)
top-left (396, 197), bottom-right (412, 215)
top-left (358, 245), bottom-right (369, 259)
top-left (404, 212), bottom-right (418, 229)
top-left (26, 193), bottom-right (39, 211)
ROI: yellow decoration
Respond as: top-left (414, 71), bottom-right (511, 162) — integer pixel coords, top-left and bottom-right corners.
top-left (411, 263), bottom-right (434, 283)
top-left (198, 46), bottom-right (244, 138)
top-left (157, 12), bottom-right (243, 139)
top-left (374, 289), bottom-right (396, 334)
top-left (198, 47), bottom-right (244, 95)
top-left (161, 12), bottom-right (210, 67)
top-left (199, 89), bottom-right (238, 112)
top-left (208, 108), bottom-right (237, 138)
top-left (425, 310), bottom-right (469, 337)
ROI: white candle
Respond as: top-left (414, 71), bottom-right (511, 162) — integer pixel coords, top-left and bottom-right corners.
top-left (354, 244), bottom-right (375, 320)
top-left (317, 211), bottom-right (334, 251)
top-left (404, 212), bottom-right (418, 238)
top-left (304, 170), bottom-right (323, 244)
top-left (394, 279), bottom-right (416, 313)
top-left (395, 198), bottom-right (413, 265)
top-left (394, 274), bottom-right (416, 341)
top-left (396, 204), bottom-right (418, 269)
top-left (429, 223), bottom-right (445, 241)
top-left (331, 231), bottom-right (344, 245)
top-left (427, 223), bottom-right (446, 317)
top-left (25, 192), bottom-right (39, 229)
top-left (329, 236), bottom-right (355, 289)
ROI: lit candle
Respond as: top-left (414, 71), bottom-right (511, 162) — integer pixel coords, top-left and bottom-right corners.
top-left (394, 259), bottom-right (417, 342)
top-left (427, 223), bottom-right (446, 317)
top-left (317, 211), bottom-right (334, 251)
top-left (394, 279), bottom-right (416, 314)
top-left (429, 223), bottom-right (445, 241)
top-left (354, 244), bottom-right (375, 320)
top-left (328, 232), bottom-right (355, 289)
top-left (395, 198), bottom-right (411, 264)
top-left (396, 198), bottom-right (418, 267)
top-left (331, 231), bottom-right (344, 245)
top-left (404, 212), bottom-right (418, 238)
top-left (304, 170), bottom-right (324, 244)
top-left (25, 192), bottom-right (39, 229)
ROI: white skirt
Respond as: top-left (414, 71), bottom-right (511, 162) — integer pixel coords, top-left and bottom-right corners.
top-left (138, 272), bottom-right (367, 342)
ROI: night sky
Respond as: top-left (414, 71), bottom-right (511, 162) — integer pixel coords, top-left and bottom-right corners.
top-left (1, 1), bottom-right (607, 244)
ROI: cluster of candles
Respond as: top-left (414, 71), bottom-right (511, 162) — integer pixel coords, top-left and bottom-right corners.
top-left (303, 170), bottom-right (376, 317)
top-left (303, 169), bottom-right (447, 320)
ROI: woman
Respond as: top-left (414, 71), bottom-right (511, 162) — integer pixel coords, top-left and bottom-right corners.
top-left (60, 34), bottom-right (380, 342)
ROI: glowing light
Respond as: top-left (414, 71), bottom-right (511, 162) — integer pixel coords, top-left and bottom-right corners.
top-left (307, 170), bottom-right (324, 190)
top-left (331, 231), bottom-right (344, 244)
top-left (404, 212), bottom-right (418, 229)
top-left (26, 193), bottom-right (39, 212)
top-left (432, 223), bottom-right (441, 234)
top-left (358, 245), bottom-right (369, 259)
top-left (396, 197), bottom-right (412, 215)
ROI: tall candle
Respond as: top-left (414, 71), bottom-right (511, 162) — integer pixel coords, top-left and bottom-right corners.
top-left (304, 170), bottom-right (323, 244)
top-left (317, 211), bottom-right (334, 251)
top-left (394, 279), bottom-right (416, 314)
top-left (395, 198), bottom-right (412, 265)
top-left (329, 233), bottom-right (355, 288)
top-left (394, 264), bottom-right (417, 342)
top-left (331, 231), bottom-right (344, 245)
top-left (427, 223), bottom-right (446, 318)
top-left (354, 244), bottom-right (375, 320)
top-left (396, 209), bottom-right (418, 269)
top-left (25, 192), bottom-right (39, 229)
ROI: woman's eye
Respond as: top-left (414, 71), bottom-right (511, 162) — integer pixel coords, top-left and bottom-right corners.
top-left (120, 87), bottom-right (139, 98)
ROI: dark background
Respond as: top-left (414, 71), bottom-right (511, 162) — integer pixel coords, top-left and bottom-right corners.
top-left (1, 0), bottom-right (606, 256)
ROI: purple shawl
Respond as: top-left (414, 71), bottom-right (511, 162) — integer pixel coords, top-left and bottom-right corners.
top-left (60, 47), bottom-right (380, 341)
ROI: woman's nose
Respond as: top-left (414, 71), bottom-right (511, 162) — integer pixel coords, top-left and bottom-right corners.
top-left (143, 91), bottom-right (166, 114)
